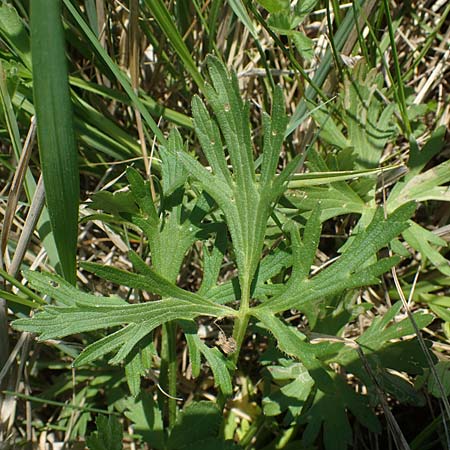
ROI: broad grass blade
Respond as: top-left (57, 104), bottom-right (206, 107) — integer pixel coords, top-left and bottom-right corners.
top-left (31, 0), bottom-right (79, 284)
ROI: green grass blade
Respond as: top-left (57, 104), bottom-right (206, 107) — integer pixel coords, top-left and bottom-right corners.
top-left (143, 0), bottom-right (204, 90)
top-left (0, 64), bottom-right (60, 270)
top-left (228, 0), bottom-right (259, 40)
top-left (31, 0), bottom-right (79, 284)
top-left (69, 76), bottom-right (193, 129)
top-left (286, 0), bottom-right (366, 136)
top-left (381, 0), bottom-right (411, 136)
top-left (62, 0), bottom-right (166, 145)
top-left (0, 4), bottom-right (31, 69)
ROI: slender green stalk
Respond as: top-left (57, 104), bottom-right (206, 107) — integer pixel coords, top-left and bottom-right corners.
top-left (4, 391), bottom-right (120, 416)
top-left (160, 322), bottom-right (178, 428)
top-left (331, 0), bottom-right (342, 26)
top-left (382, 0), bottom-right (411, 136)
top-left (231, 276), bottom-right (251, 365)
top-left (207, 0), bottom-right (222, 53)
top-left (325, 1), bottom-right (344, 81)
top-left (0, 268), bottom-right (44, 305)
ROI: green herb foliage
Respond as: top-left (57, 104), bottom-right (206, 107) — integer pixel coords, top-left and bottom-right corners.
top-left (12, 58), bottom-right (433, 449)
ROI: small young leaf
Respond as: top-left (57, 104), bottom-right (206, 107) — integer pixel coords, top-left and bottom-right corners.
top-left (90, 190), bottom-right (138, 215)
top-left (161, 128), bottom-right (189, 196)
top-left (198, 227), bottom-right (228, 295)
top-left (126, 166), bottom-right (158, 223)
top-left (125, 392), bottom-right (165, 448)
top-left (167, 401), bottom-right (222, 449)
top-left (125, 348), bottom-right (143, 397)
top-left (263, 360), bottom-right (314, 417)
top-left (310, 103), bottom-right (350, 149)
top-left (86, 415), bottom-right (123, 450)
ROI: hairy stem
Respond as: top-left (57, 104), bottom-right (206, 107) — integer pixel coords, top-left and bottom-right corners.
top-left (231, 274), bottom-right (251, 365)
top-left (160, 322), bottom-right (177, 428)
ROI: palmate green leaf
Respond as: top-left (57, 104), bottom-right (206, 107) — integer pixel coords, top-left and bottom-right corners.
top-left (263, 360), bottom-right (314, 417)
top-left (256, 310), bottom-right (381, 446)
top-left (81, 262), bottom-right (233, 311)
top-left (127, 152), bottom-right (206, 282)
top-left (388, 159), bottom-right (450, 209)
top-left (258, 203), bottom-right (415, 314)
top-left (31, 0), bottom-right (79, 284)
top-left (343, 63), bottom-right (396, 170)
top-left (12, 269), bottom-right (234, 367)
top-left (300, 376), bottom-right (380, 450)
top-left (178, 57), bottom-right (299, 298)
